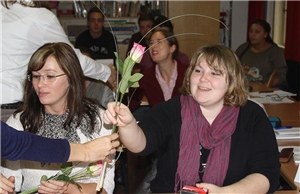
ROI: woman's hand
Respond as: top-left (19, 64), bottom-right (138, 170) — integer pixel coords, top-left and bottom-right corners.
top-left (196, 173), bottom-right (269, 193)
top-left (103, 102), bottom-right (135, 128)
top-left (0, 173), bottom-right (15, 194)
top-left (196, 183), bottom-right (221, 194)
top-left (38, 180), bottom-right (69, 194)
top-left (104, 102), bottom-right (146, 153)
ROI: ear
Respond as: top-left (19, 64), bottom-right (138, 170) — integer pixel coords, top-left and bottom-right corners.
top-left (170, 44), bottom-right (176, 53)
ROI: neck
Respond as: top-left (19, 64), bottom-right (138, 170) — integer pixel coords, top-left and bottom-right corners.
top-left (157, 60), bottom-right (175, 84)
top-left (90, 31), bottom-right (102, 39)
top-left (200, 103), bottom-right (224, 124)
top-left (251, 41), bottom-right (271, 53)
top-left (45, 104), bottom-right (67, 115)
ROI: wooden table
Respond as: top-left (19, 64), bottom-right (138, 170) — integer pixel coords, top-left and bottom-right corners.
top-left (281, 156), bottom-right (300, 191)
top-left (275, 191), bottom-right (300, 194)
top-left (249, 82), bottom-right (300, 190)
top-left (249, 82), bottom-right (300, 145)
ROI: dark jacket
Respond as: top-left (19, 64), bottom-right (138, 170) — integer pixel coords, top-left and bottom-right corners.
top-left (137, 97), bottom-right (280, 193)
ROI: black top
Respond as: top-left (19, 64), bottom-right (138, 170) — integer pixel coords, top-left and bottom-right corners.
top-left (137, 95), bottom-right (280, 193)
top-left (75, 29), bottom-right (117, 60)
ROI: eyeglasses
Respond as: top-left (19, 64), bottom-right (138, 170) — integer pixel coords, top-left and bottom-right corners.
top-left (27, 73), bottom-right (66, 82)
top-left (266, 94), bottom-right (287, 101)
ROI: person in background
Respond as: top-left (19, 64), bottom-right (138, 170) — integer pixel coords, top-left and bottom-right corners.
top-left (134, 14), bottom-right (190, 72)
top-left (1, 43), bottom-right (115, 194)
top-left (0, 0), bottom-right (117, 122)
top-left (126, 13), bottom-right (155, 57)
top-left (0, 121), bottom-right (119, 194)
top-left (104, 45), bottom-right (280, 193)
top-left (235, 19), bottom-right (288, 89)
top-left (77, 46), bottom-right (115, 109)
top-left (128, 29), bottom-right (189, 111)
top-left (75, 7), bottom-right (117, 60)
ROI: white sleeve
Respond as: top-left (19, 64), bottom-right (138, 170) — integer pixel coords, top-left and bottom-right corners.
top-left (99, 108), bottom-right (115, 194)
top-left (1, 160), bottom-right (22, 192)
top-left (42, 15), bottom-right (111, 82)
top-left (76, 108), bottom-right (115, 193)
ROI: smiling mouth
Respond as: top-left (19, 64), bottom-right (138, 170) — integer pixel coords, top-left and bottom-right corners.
top-left (151, 51), bottom-right (158, 56)
top-left (199, 86), bottom-right (211, 91)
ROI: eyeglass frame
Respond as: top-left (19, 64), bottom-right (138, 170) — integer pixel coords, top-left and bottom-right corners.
top-left (266, 94), bottom-right (287, 101)
top-left (27, 73), bottom-right (66, 82)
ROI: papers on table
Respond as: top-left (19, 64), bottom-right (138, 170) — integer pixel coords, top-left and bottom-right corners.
top-left (249, 90), bottom-right (297, 98)
top-left (249, 90), bottom-right (296, 104)
top-left (250, 97), bottom-right (295, 104)
top-left (274, 127), bottom-right (300, 139)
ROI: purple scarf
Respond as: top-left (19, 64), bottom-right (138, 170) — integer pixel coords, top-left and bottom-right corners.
top-left (175, 95), bottom-right (240, 192)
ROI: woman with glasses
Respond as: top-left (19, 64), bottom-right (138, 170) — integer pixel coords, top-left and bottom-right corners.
top-left (127, 29), bottom-right (189, 111)
top-left (1, 42), bottom-right (115, 194)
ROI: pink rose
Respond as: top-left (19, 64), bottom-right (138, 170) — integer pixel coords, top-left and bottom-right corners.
top-left (129, 42), bottom-right (146, 63)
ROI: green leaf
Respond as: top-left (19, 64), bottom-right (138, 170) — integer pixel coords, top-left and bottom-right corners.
top-left (61, 162), bottom-right (73, 176)
top-left (118, 79), bottom-right (129, 94)
top-left (114, 52), bottom-right (123, 74)
top-left (128, 73), bottom-right (143, 83)
top-left (128, 81), bottom-right (140, 88)
top-left (40, 175), bottom-right (48, 183)
top-left (122, 57), bottom-right (135, 76)
top-left (56, 174), bottom-right (71, 181)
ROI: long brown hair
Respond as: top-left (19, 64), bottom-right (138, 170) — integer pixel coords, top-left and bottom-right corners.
top-left (15, 42), bottom-right (101, 134)
top-left (180, 45), bottom-right (248, 107)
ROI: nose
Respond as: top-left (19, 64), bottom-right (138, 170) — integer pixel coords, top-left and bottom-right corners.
top-left (37, 76), bottom-right (47, 87)
top-left (199, 72), bottom-right (209, 82)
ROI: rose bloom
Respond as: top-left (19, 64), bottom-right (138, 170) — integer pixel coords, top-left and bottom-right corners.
top-left (129, 42), bottom-right (146, 63)
top-left (88, 161), bottom-right (103, 176)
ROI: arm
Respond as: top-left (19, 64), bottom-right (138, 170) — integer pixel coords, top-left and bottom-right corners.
top-left (1, 121), bottom-right (119, 163)
top-left (68, 133), bottom-right (119, 163)
top-left (197, 173), bottom-right (269, 194)
top-left (103, 102), bottom-right (147, 153)
top-left (38, 180), bottom-right (98, 194)
top-left (271, 46), bottom-right (288, 85)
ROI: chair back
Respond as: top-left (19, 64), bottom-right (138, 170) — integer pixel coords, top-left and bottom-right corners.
top-left (266, 69), bottom-right (277, 88)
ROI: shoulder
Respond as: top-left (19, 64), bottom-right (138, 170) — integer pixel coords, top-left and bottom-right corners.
top-left (139, 95), bottom-right (182, 126)
top-left (177, 60), bottom-right (189, 70)
top-left (239, 100), bottom-right (268, 121)
top-left (141, 65), bottom-right (156, 77)
top-left (77, 30), bottom-right (90, 38)
top-left (177, 51), bottom-right (190, 64)
top-left (10, 3), bottom-right (57, 23)
top-left (153, 95), bottom-right (181, 112)
top-left (268, 44), bottom-right (283, 53)
top-left (130, 32), bottom-right (143, 41)
top-left (6, 112), bottom-right (24, 131)
top-left (236, 42), bottom-right (250, 53)
top-left (103, 29), bottom-right (113, 36)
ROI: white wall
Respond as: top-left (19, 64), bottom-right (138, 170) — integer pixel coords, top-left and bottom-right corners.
top-left (220, 1), bottom-right (249, 51)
